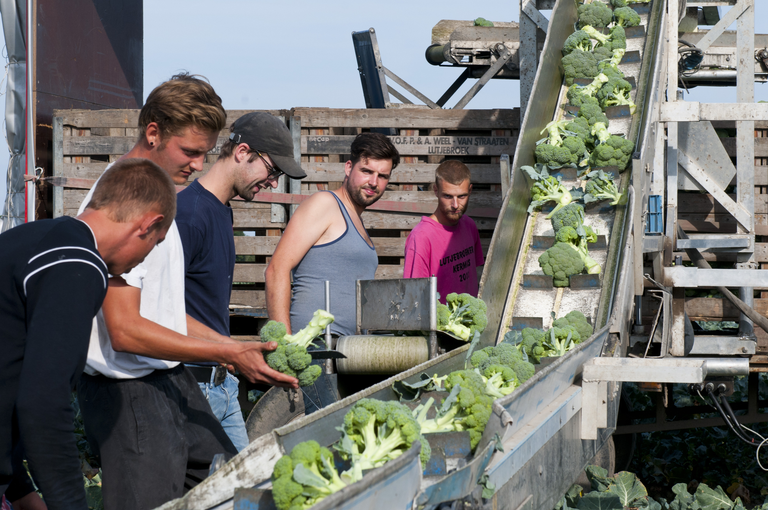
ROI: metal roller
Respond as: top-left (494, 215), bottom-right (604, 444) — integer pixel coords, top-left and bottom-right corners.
top-left (336, 335), bottom-right (429, 375)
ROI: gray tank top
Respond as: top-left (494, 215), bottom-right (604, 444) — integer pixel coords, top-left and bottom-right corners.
top-left (290, 191), bottom-right (378, 336)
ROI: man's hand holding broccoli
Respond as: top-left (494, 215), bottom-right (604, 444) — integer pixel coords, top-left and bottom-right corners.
top-left (260, 309), bottom-right (335, 387)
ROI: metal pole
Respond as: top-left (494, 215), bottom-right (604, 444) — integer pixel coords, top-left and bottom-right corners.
top-left (25, 0), bottom-right (34, 222)
top-left (429, 276), bottom-right (438, 359)
top-left (324, 281), bottom-right (333, 374)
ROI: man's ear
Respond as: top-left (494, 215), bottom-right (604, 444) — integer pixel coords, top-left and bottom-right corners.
top-left (137, 213), bottom-right (165, 237)
top-left (344, 159), bottom-right (353, 177)
top-left (468, 183), bottom-right (473, 195)
top-left (233, 143), bottom-right (250, 163)
top-left (145, 123), bottom-right (161, 148)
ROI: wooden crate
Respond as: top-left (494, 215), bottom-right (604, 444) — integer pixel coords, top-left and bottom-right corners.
top-left (290, 107), bottom-right (520, 280)
top-left (51, 107), bottom-right (520, 317)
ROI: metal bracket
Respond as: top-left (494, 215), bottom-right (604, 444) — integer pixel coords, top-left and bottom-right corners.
top-left (581, 358), bottom-right (749, 440)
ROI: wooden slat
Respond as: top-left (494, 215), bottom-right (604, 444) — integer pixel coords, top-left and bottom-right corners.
top-left (685, 298), bottom-right (768, 321)
top-left (63, 135), bottom-right (230, 156)
top-left (301, 134), bottom-right (516, 157)
top-left (375, 265), bottom-right (404, 279)
top-left (292, 107), bottom-right (520, 130)
top-left (233, 209), bottom-right (286, 229)
top-left (234, 264), bottom-right (267, 283)
top-left (53, 109), bottom-right (285, 129)
top-left (234, 236), bottom-right (281, 255)
top-left (300, 162), bottom-right (502, 184)
top-left (230, 290), bottom-right (265, 308)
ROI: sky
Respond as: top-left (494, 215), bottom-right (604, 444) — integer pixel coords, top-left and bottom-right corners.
top-left (1, 1), bottom-right (768, 210)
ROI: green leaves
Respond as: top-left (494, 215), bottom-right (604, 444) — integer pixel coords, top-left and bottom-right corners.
top-left (576, 492), bottom-right (623, 510)
top-left (608, 471), bottom-right (649, 506)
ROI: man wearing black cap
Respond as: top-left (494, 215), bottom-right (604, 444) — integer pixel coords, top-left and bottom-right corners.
top-left (176, 112), bottom-right (306, 451)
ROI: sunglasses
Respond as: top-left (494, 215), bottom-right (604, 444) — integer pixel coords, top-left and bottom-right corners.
top-left (254, 151), bottom-right (284, 181)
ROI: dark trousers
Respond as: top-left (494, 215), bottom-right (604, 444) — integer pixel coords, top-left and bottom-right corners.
top-left (77, 365), bottom-right (237, 510)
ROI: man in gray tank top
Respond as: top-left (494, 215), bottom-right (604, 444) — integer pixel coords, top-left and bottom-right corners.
top-left (265, 133), bottom-right (399, 412)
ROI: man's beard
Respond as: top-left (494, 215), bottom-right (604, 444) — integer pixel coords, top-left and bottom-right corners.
top-left (346, 181), bottom-right (383, 208)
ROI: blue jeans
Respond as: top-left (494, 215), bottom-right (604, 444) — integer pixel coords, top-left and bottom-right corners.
top-left (197, 371), bottom-right (249, 452)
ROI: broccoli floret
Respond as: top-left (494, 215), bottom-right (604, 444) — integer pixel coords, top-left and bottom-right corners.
top-left (271, 440), bottom-right (354, 510)
top-left (584, 169), bottom-right (624, 206)
top-left (578, 102), bottom-right (609, 128)
top-left (470, 349), bottom-right (490, 368)
top-left (614, 6), bottom-right (641, 27)
top-left (590, 134), bottom-right (635, 170)
top-left (553, 311), bottom-right (594, 342)
top-left (535, 144), bottom-right (573, 168)
top-left (562, 50), bottom-right (599, 86)
top-left (563, 30), bottom-right (593, 56)
top-left (567, 87), bottom-right (600, 109)
top-left (336, 399), bottom-right (430, 470)
top-left (510, 358), bottom-right (535, 382)
top-left (474, 17), bottom-right (494, 27)
top-left (611, 0), bottom-right (628, 6)
top-left (436, 293), bottom-right (488, 341)
top-left (592, 45), bottom-right (613, 62)
top-left (491, 342), bottom-right (523, 367)
top-left (442, 370), bottom-right (494, 448)
top-left (550, 203), bottom-right (585, 233)
top-left (259, 309), bottom-right (335, 387)
top-left (578, 2), bottom-right (613, 28)
top-left (539, 242), bottom-right (585, 287)
top-left (608, 25), bottom-right (627, 52)
top-left (521, 164), bottom-right (573, 218)
top-left (565, 117), bottom-right (594, 146)
top-left (597, 77), bottom-right (636, 113)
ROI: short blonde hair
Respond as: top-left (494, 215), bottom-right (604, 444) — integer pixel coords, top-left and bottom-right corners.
top-left (87, 158), bottom-right (177, 231)
top-left (435, 160), bottom-right (471, 187)
top-left (139, 72), bottom-right (226, 140)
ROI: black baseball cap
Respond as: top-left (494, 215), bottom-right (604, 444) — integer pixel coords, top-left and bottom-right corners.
top-left (228, 112), bottom-right (306, 179)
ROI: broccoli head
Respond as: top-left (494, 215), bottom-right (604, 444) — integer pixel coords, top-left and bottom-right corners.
top-left (474, 17), bottom-right (494, 27)
top-left (271, 440), bottom-right (354, 510)
top-left (562, 50), bottom-right (599, 86)
top-left (522, 164), bottom-right (573, 218)
top-left (584, 169), bottom-right (624, 206)
top-left (259, 309), bottom-right (335, 387)
top-left (590, 135), bottom-right (635, 170)
top-left (535, 135), bottom-right (587, 168)
top-left (482, 364), bottom-right (519, 398)
top-left (553, 310), bottom-right (594, 342)
top-left (550, 203), bottom-right (585, 233)
top-left (542, 326), bottom-right (580, 357)
top-left (336, 398), bottom-right (430, 470)
top-left (614, 6), bottom-right (641, 27)
top-left (597, 77), bottom-right (636, 113)
top-left (611, 0), bottom-right (629, 6)
top-left (436, 293), bottom-right (488, 341)
top-left (552, 223), bottom-right (601, 275)
top-left (539, 242), bottom-right (585, 287)
top-left (578, 2), bottom-right (613, 28)
top-left (563, 30), bottom-right (593, 56)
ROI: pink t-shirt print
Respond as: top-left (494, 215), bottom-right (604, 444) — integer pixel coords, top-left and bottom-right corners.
top-left (403, 215), bottom-right (484, 302)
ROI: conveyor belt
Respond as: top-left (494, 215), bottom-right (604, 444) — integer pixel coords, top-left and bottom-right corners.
top-left (154, 1), bottom-right (664, 509)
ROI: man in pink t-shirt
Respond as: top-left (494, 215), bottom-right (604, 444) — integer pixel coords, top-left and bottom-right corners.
top-left (404, 160), bottom-right (484, 301)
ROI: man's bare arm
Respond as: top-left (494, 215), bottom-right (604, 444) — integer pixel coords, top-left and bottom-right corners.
top-left (186, 314), bottom-right (236, 344)
top-left (265, 193), bottom-right (336, 334)
top-left (102, 277), bottom-right (297, 387)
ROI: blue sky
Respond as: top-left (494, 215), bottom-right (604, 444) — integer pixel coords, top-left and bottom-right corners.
top-left (2, 1), bottom-right (768, 210)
